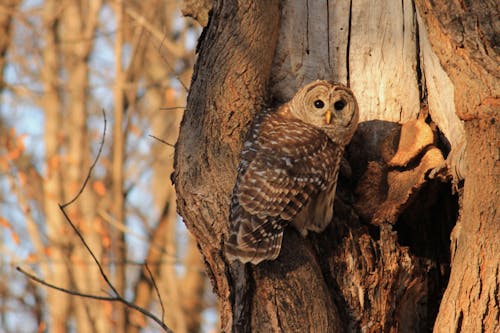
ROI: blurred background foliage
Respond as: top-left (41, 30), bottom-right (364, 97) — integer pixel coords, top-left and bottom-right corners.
top-left (0, 0), bottom-right (216, 332)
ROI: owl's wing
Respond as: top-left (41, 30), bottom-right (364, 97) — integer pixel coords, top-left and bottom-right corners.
top-left (225, 113), bottom-right (341, 264)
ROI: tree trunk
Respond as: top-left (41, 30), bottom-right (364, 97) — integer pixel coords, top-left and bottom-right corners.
top-left (0, 0), bottom-right (19, 93)
top-left (59, 1), bottom-right (108, 331)
top-left (414, 1), bottom-right (499, 331)
top-left (110, 1), bottom-right (128, 330)
top-left (174, 1), bottom-right (280, 331)
top-left (175, 0), bottom-right (498, 332)
top-left (128, 0), bottom-right (200, 328)
top-left (41, 2), bottom-right (71, 331)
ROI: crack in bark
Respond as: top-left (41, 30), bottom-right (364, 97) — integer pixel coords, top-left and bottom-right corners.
top-left (402, 0), bottom-right (405, 36)
top-left (456, 310), bottom-right (464, 333)
top-left (480, 293), bottom-right (490, 331)
top-left (413, 0), bottom-right (427, 106)
top-left (274, 288), bottom-right (283, 332)
top-left (327, 0), bottom-right (331, 69)
top-left (346, 0), bottom-right (352, 86)
top-left (305, 0), bottom-right (310, 54)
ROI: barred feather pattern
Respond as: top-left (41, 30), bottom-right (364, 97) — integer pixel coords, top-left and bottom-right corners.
top-left (225, 81), bottom-right (359, 264)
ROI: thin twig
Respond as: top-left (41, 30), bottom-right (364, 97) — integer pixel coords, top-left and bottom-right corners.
top-left (148, 134), bottom-right (175, 147)
top-left (158, 34), bottom-right (189, 93)
top-left (57, 110), bottom-right (120, 296)
top-left (159, 106), bottom-right (186, 111)
top-left (17, 110), bottom-right (173, 332)
top-left (17, 266), bottom-right (118, 301)
top-left (124, 6), bottom-right (184, 58)
top-left (17, 267), bottom-right (173, 333)
top-left (125, 6), bottom-right (189, 92)
top-left (61, 109), bottom-right (107, 209)
top-left (145, 262), bottom-right (165, 324)
top-left (58, 203), bottom-right (120, 296)
top-left (98, 209), bottom-right (174, 256)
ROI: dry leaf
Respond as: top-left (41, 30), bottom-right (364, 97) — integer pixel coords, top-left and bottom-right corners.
top-left (93, 180), bottom-right (107, 196)
top-left (0, 217), bottom-right (10, 227)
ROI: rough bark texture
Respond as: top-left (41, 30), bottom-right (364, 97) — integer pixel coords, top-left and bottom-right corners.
top-left (415, 1), bottom-right (499, 331)
top-left (174, 1), bottom-right (280, 331)
top-left (175, 0), bottom-right (497, 332)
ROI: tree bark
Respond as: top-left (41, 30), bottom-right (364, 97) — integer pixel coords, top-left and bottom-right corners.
top-left (174, 1), bottom-right (280, 331)
top-left (414, 1), bottom-right (499, 331)
top-left (176, 0), bottom-right (497, 332)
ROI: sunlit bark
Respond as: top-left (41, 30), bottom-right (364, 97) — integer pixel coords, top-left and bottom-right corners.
top-left (173, 1), bottom-right (495, 332)
top-left (415, 1), bottom-right (499, 331)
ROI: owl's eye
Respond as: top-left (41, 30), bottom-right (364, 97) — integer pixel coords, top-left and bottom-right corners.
top-left (313, 100), bottom-right (325, 108)
top-left (334, 100), bottom-right (346, 111)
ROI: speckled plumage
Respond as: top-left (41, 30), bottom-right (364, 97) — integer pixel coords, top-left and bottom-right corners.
top-left (225, 81), bottom-right (359, 264)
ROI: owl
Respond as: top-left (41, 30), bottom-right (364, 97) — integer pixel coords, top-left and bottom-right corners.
top-left (225, 80), bottom-right (359, 265)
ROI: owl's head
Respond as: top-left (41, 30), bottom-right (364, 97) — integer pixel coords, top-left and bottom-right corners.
top-left (288, 80), bottom-right (359, 145)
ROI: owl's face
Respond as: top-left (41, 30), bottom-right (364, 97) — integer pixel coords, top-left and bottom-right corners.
top-left (288, 81), bottom-right (359, 145)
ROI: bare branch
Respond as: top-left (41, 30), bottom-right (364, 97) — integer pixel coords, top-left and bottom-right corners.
top-left (61, 109), bottom-right (107, 209)
top-left (124, 5), bottom-right (190, 92)
top-left (56, 109), bottom-right (119, 294)
top-left (16, 267), bottom-right (118, 301)
top-left (16, 267), bottom-right (173, 333)
top-left (98, 208), bottom-right (182, 264)
top-left (16, 110), bottom-right (173, 332)
top-left (148, 134), bottom-right (175, 147)
top-left (158, 34), bottom-right (190, 93)
top-left (145, 262), bottom-right (165, 324)
top-left (58, 201), bottom-right (121, 296)
top-left (159, 106), bottom-right (187, 111)
top-left (124, 6), bottom-right (184, 58)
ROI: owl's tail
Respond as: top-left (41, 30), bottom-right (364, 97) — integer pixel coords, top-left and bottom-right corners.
top-left (225, 228), bottom-right (283, 265)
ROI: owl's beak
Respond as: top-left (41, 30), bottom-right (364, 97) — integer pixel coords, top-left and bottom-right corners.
top-left (325, 109), bottom-right (332, 124)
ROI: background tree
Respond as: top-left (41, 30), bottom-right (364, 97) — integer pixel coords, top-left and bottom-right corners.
top-left (0, 1), bottom-right (214, 332)
top-left (175, 0), bottom-right (498, 332)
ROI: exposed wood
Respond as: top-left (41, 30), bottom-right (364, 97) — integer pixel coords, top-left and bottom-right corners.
top-left (416, 10), bottom-right (463, 143)
top-left (328, 0), bottom-right (351, 85)
top-left (416, 10), bottom-right (466, 181)
top-left (270, 1), bottom-right (338, 101)
top-left (349, 0), bottom-right (420, 122)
